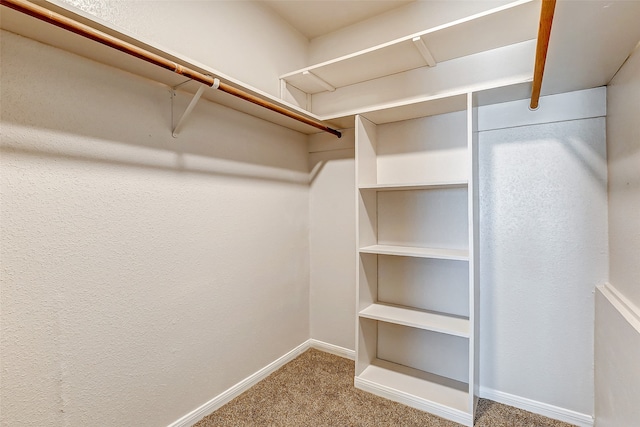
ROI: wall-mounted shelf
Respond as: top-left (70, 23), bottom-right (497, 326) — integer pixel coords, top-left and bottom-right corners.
top-left (359, 181), bottom-right (468, 192)
top-left (280, 0), bottom-right (539, 96)
top-left (359, 303), bottom-right (470, 338)
top-left (0, 0), bottom-right (339, 136)
top-left (306, 0), bottom-right (640, 122)
top-left (359, 245), bottom-right (469, 261)
top-left (322, 79), bottom-right (534, 129)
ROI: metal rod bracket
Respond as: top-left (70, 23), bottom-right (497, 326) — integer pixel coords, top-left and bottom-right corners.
top-left (172, 83), bottom-right (207, 138)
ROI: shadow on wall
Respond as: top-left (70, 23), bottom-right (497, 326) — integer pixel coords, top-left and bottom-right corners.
top-left (307, 127), bottom-right (356, 186)
top-left (309, 147), bottom-right (355, 185)
top-left (0, 31), bottom-right (309, 185)
top-left (478, 116), bottom-right (607, 415)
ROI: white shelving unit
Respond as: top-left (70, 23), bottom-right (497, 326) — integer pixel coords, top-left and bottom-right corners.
top-left (355, 91), bottom-right (479, 426)
top-left (280, 0), bottom-right (539, 96)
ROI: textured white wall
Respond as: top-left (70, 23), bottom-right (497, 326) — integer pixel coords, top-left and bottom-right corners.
top-left (0, 31), bottom-right (309, 427)
top-left (308, 131), bottom-right (356, 350)
top-left (606, 44), bottom-right (640, 307)
top-left (594, 286), bottom-right (640, 427)
top-left (55, 0), bottom-right (309, 97)
top-left (478, 90), bottom-right (608, 417)
top-left (308, 1), bottom-right (511, 64)
top-left (595, 43), bottom-right (640, 426)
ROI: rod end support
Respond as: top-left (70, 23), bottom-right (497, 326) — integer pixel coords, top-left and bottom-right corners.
top-left (328, 128), bottom-right (342, 138)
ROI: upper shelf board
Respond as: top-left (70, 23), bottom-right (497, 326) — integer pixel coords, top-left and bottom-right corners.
top-left (320, 79), bottom-right (534, 129)
top-left (358, 92), bottom-right (468, 125)
top-left (0, 0), bottom-right (338, 135)
top-left (359, 303), bottom-right (470, 338)
top-left (541, 0), bottom-right (640, 97)
top-left (360, 245), bottom-right (469, 261)
top-left (359, 181), bottom-right (468, 192)
top-left (280, 0), bottom-right (540, 95)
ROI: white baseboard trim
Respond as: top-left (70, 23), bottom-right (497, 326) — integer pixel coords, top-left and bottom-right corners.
top-left (167, 339), bottom-right (354, 427)
top-left (308, 339), bottom-right (355, 360)
top-left (479, 387), bottom-right (594, 427)
top-left (168, 340), bottom-right (310, 427)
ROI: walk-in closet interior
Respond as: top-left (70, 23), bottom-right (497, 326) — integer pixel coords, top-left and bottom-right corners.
top-left (1, 0), bottom-right (639, 426)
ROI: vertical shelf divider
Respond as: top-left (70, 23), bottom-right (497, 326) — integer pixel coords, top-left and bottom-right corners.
top-left (467, 92), bottom-right (480, 415)
top-left (355, 115), bottom-right (379, 377)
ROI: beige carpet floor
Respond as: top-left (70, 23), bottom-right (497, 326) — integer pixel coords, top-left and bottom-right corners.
top-left (195, 349), bottom-right (576, 427)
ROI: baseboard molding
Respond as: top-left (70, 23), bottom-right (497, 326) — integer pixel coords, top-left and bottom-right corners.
top-left (168, 340), bottom-right (310, 427)
top-left (167, 339), bottom-right (354, 426)
top-left (479, 387), bottom-right (594, 427)
top-left (308, 339), bottom-right (355, 360)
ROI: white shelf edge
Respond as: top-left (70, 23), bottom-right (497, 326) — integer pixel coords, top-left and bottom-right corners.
top-left (280, 0), bottom-right (534, 80)
top-left (359, 303), bottom-right (470, 338)
top-left (359, 181), bottom-right (468, 191)
top-left (317, 76), bottom-right (533, 125)
top-left (359, 244), bottom-right (469, 261)
top-left (355, 359), bottom-right (472, 424)
top-left (323, 90), bottom-right (469, 123)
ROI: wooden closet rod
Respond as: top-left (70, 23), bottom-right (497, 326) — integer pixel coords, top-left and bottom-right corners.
top-left (0, 0), bottom-right (342, 138)
top-left (530, 0), bottom-right (556, 110)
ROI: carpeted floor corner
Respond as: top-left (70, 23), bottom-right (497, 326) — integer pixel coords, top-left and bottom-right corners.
top-left (194, 349), bottom-right (576, 427)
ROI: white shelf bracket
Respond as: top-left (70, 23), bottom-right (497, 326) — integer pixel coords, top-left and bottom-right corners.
top-left (412, 37), bottom-right (437, 68)
top-left (302, 70), bottom-right (336, 92)
top-left (172, 78), bottom-right (219, 138)
top-left (279, 78), bottom-right (287, 99)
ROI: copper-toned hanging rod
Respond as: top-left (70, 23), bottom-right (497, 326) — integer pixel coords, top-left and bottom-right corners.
top-left (530, 0), bottom-right (556, 110)
top-left (0, 0), bottom-right (342, 138)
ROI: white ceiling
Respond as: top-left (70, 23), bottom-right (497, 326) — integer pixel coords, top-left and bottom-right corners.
top-left (260, 0), bottom-right (415, 39)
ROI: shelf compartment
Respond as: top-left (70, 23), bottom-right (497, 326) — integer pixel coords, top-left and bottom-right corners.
top-left (361, 93), bottom-right (469, 126)
top-left (359, 303), bottom-right (469, 338)
top-left (280, 0), bottom-right (539, 95)
top-left (359, 181), bottom-right (467, 192)
top-left (356, 109), bottom-right (469, 187)
top-left (359, 244), bottom-right (468, 261)
top-left (377, 255), bottom-right (469, 317)
top-left (355, 359), bottom-right (471, 420)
